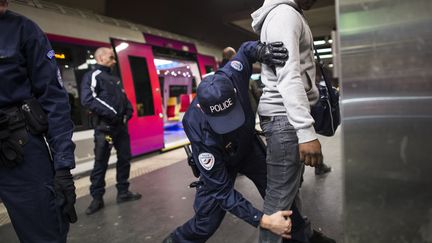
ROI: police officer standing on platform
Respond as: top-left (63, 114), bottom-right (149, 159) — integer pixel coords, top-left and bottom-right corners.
top-left (81, 47), bottom-right (141, 215)
top-left (0, 0), bottom-right (77, 242)
top-left (163, 41), bottom-right (316, 243)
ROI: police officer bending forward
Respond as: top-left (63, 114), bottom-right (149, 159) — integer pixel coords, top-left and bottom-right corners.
top-left (0, 1), bottom-right (77, 242)
top-left (81, 47), bottom-right (141, 215)
top-left (163, 41), bottom-right (310, 243)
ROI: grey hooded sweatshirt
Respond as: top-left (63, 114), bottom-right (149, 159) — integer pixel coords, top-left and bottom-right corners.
top-left (251, 0), bottom-right (319, 143)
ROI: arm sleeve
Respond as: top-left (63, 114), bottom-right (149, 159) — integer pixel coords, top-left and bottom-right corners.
top-left (219, 41), bottom-right (258, 93)
top-left (80, 72), bottom-right (117, 120)
top-left (191, 140), bottom-right (263, 227)
top-left (265, 8), bottom-right (317, 143)
top-left (23, 21), bottom-right (75, 170)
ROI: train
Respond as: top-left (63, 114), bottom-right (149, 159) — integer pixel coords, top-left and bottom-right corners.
top-left (9, 0), bottom-right (222, 174)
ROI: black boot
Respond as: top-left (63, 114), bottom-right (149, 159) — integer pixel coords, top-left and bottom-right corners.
top-left (310, 229), bottom-right (336, 243)
top-left (315, 162), bottom-right (332, 175)
top-left (117, 191), bottom-right (142, 203)
top-left (85, 198), bottom-right (104, 215)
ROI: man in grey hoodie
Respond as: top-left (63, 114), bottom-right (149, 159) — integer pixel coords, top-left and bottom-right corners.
top-left (252, 0), bottom-right (336, 242)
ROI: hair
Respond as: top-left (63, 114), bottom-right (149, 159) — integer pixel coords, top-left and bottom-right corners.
top-left (94, 47), bottom-right (111, 64)
top-left (222, 47), bottom-right (236, 61)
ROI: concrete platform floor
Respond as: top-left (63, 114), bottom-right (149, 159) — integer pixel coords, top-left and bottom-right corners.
top-left (0, 130), bottom-right (343, 243)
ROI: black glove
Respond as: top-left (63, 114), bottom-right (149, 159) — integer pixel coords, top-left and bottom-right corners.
top-left (256, 41), bottom-right (288, 66)
top-left (54, 169), bottom-right (77, 223)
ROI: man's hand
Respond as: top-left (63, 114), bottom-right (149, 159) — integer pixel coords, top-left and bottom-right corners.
top-left (260, 210), bottom-right (292, 239)
top-left (256, 41), bottom-right (288, 67)
top-left (54, 170), bottom-right (78, 223)
top-left (299, 139), bottom-right (323, 167)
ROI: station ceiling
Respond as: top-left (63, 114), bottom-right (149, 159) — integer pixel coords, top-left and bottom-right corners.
top-left (45, 0), bottom-right (336, 48)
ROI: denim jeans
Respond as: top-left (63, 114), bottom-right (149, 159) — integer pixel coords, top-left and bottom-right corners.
top-left (259, 116), bottom-right (312, 243)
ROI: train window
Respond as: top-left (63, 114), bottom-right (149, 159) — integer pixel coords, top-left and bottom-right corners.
top-left (51, 42), bottom-right (97, 131)
top-left (128, 56), bottom-right (155, 117)
top-left (205, 65), bottom-right (214, 73)
top-left (169, 85), bottom-right (188, 98)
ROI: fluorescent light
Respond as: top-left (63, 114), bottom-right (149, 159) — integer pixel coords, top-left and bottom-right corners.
top-left (328, 39), bottom-right (333, 44)
top-left (317, 48), bottom-right (332, 53)
top-left (115, 42), bottom-right (129, 52)
top-left (314, 40), bottom-right (326, 45)
top-left (329, 64), bottom-right (334, 68)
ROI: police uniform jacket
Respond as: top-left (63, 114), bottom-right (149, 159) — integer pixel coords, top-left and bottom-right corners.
top-left (0, 10), bottom-right (75, 170)
top-left (182, 41), bottom-right (263, 227)
top-left (80, 64), bottom-right (133, 124)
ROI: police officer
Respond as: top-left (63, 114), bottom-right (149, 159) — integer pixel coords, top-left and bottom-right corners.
top-left (0, 1), bottom-right (77, 242)
top-left (81, 47), bottom-right (141, 215)
top-left (162, 41), bottom-right (313, 243)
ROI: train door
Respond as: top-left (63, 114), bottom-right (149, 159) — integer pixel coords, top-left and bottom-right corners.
top-left (197, 54), bottom-right (218, 78)
top-left (112, 39), bottom-right (164, 155)
top-left (152, 48), bottom-right (201, 150)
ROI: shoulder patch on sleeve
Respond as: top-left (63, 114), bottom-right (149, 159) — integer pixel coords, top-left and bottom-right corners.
top-left (230, 60), bottom-right (243, 71)
top-left (47, 50), bottom-right (55, 60)
top-left (198, 153), bottom-right (215, 171)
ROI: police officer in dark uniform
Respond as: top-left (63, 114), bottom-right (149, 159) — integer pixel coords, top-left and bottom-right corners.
top-left (81, 47), bottom-right (141, 215)
top-left (163, 41), bottom-right (315, 243)
top-left (0, 1), bottom-right (77, 242)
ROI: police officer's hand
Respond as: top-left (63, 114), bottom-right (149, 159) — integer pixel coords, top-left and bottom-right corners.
top-left (54, 169), bottom-right (78, 223)
top-left (260, 210), bottom-right (292, 239)
top-left (256, 41), bottom-right (289, 67)
top-left (299, 139), bottom-right (323, 167)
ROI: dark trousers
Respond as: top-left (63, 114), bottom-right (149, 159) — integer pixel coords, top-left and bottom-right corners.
top-left (90, 124), bottom-right (132, 199)
top-left (0, 134), bottom-right (69, 243)
top-left (172, 138), bottom-right (309, 243)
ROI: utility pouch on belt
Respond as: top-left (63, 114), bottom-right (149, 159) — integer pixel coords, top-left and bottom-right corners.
top-left (21, 98), bottom-right (48, 135)
top-left (0, 106), bottom-right (28, 168)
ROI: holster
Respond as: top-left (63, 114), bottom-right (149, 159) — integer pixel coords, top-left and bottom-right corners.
top-left (0, 106), bottom-right (28, 168)
top-left (21, 98), bottom-right (48, 135)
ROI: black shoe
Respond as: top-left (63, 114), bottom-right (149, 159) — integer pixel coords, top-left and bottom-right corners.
top-left (161, 233), bottom-right (175, 243)
top-left (85, 199), bottom-right (104, 215)
top-left (315, 162), bottom-right (332, 175)
top-left (310, 229), bottom-right (336, 243)
top-left (117, 191), bottom-right (142, 203)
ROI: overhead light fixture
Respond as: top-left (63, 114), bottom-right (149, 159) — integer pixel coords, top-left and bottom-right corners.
top-left (115, 42), bottom-right (129, 52)
top-left (317, 48), bottom-right (332, 53)
top-left (313, 40), bottom-right (326, 45)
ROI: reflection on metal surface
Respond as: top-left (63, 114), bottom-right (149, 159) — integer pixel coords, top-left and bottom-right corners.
top-left (339, 0), bottom-right (432, 242)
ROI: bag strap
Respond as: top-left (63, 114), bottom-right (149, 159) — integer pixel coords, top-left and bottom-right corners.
top-left (313, 45), bottom-right (336, 104)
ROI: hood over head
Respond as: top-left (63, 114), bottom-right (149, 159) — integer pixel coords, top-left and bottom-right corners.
top-left (251, 0), bottom-right (297, 34)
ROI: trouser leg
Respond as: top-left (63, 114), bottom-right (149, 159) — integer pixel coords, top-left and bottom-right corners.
top-left (172, 183), bottom-right (227, 243)
top-left (113, 125), bottom-right (131, 194)
top-left (259, 116), bottom-right (312, 243)
top-left (90, 130), bottom-right (111, 199)
top-left (0, 134), bottom-right (68, 243)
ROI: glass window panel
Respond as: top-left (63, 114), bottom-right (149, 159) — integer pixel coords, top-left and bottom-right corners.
top-left (128, 56), bottom-right (155, 117)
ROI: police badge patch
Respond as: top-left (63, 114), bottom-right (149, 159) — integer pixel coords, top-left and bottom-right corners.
top-left (198, 153), bottom-right (215, 171)
top-left (230, 61), bottom-right (243, 71)
top-left (47, 50), bottom-right (55, 60)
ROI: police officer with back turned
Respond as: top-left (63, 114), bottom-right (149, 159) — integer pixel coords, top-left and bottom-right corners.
top-left (81, 47), bottom-right (141, 215)
top-left (163, 41), bottom-right (316, 243)
top-left (0, 0), bottom-right (77, 242)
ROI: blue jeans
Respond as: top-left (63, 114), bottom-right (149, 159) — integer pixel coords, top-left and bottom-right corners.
top-left (259, 116), bottom-right (312, 243)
